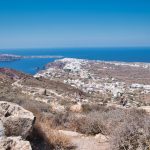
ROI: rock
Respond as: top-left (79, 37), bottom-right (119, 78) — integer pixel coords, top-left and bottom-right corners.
top-left (0, 101), bottom-right (35, 138)
top-left (70, 103), bottom-right (83, 113)
top-left (0, 101), bottom-right (34, 149)
top-left (58, 130), bottom-right (83, 137)
top-left (95, 133), bottom-right (108, 142)
top-left (39, 88), bottom-right (47, 95)
top-left (50, 102), bottom-right (65, 113)
top-left (140, 106), bottom-right (150, 113)
top-left (0, 121), bottom-right (5, 137)
top-left (0, 136), bottom-right (32, 150)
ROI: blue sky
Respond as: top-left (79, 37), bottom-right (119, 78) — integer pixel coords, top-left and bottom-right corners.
top-left (0, 0), bottom-right (150, 48)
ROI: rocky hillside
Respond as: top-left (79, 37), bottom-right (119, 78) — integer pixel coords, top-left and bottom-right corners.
top-left (1, 58), bottom-right (150, 109)
top-left (1, 58), bottom-right (150, 150)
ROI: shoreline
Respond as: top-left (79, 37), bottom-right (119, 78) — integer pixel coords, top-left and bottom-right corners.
top-left (1, 54), bottom-right (150, 75)
top-left (0, 54), bottom-right (64, 62)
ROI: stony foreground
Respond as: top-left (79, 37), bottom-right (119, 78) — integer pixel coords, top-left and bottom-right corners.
top-left (0, 101), bottom-right (35, 150)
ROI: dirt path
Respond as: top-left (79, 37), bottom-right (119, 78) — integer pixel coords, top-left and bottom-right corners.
top-left (72, 136), bottom-right (109, 150)
top-left (59, 130), bottom-right (110, 150)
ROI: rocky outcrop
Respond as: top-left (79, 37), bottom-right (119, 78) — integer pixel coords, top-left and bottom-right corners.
top-left (0, 101), bottom-right (35, 150)
top-left (0, 136), bottom-right (32, 150)
top-left (38, 88), bottom-right (47, 95)
top-left (0, 101), bottom-right (35, 138)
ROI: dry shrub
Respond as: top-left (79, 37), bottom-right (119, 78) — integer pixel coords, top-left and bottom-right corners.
top-left (28, 117), bottom-right (74, 150)
top-left (111, 109), bottom-right (150, 150)
top-left (26, 102), bottom-right (150, 150)
top-left (35, 120), bottom-right (73, 150)
top-left (66, 107), bottom-right (126, 135)
top-left (61, 107), bottom-right (150, 140)
top-left (44, 106), bottom-right (126, 135)
top-left (66, 111), bottom-right (107, 135)
top-left (52, 112), bottom-right (70, 127)
top-left (82, 103), bottom-right (105, 113)
top-left (25, 105), bottom-right (74, 150)
top-left (22, 100), bottom-right (52, 114)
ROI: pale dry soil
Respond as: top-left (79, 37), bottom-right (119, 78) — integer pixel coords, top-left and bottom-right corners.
top-left (59, 130), bottom-right (110, 150)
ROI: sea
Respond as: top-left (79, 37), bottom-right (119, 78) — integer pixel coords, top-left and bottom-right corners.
top-left (0, 47), bottom-right (150, 75)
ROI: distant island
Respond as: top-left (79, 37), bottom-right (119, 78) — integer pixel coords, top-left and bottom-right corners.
top-left (23, 55), bottom-right (63, 59)
top-left (0, 54), bottom-right (21, 61)
top-left (0, 54), bottom-right (63, 62)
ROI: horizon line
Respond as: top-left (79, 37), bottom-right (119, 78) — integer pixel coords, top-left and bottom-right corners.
top-left (0, 46), bottom-right (150, 50)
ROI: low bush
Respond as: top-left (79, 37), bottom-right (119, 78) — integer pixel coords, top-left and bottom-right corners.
top-left (34, 120), bottom-right (73, 150)
top-left (28, 113), bottom-right (74, 150)
top-left (82, 103), bottom-right (105, 113)
top-left (111, 109), bottom-right (150, 150)
top-left (66, 108), bottom-right (126, 135)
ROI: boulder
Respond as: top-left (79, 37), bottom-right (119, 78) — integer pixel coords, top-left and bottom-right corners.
top-left (70, 103), bottom-right (83, 113)
top-left (0, 136), bottom-right (32, 150)
top-left (0, 101), bottom-right (35, 138)
top-left (58, 130), bottom-right (83, 137)
top-left (38, 88), bottom-right (47, 95)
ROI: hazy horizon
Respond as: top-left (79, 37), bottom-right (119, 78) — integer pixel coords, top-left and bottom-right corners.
top-left (0, 0), bottom-right (150, 49)
top-left (0, 46), bottom-right (150, 50)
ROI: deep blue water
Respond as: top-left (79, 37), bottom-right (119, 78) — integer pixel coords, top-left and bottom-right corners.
top-left (0, 47), bottom-right (150, 75)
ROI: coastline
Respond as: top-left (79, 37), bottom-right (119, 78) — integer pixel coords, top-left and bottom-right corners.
top-left (1, 47), bottom-right (150, 74)
top-left (0, 54), bottom-right (63, 62)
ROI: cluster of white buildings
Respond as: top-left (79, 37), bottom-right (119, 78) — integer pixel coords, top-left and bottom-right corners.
top-left (34, 58), bottom-right (150, 100)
